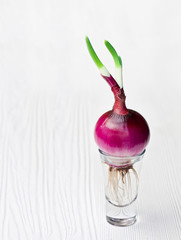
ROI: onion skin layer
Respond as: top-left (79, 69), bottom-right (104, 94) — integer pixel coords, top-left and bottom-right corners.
top-left (94, 109), bottom-right (150, 157)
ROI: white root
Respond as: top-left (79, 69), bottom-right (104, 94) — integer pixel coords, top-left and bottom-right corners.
top-left (106, 165), bottom-right (139, 206)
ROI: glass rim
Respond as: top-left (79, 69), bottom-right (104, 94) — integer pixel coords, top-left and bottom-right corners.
top-left (99, 149), bottom-right (145, 159)
top-left (99, 149), bottom-right (146, 167)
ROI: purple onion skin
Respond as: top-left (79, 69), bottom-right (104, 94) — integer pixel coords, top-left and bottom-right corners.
top-left (94, 109), bottom-right (150, 157)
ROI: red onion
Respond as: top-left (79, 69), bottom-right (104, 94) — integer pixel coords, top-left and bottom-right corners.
top-left (94, 87), bottom-right (150, 157)
top-left (86, 37), bottom-right (150, 157)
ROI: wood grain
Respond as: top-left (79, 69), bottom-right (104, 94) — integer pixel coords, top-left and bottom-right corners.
top-left (0, 90), bottom-right (181, 240)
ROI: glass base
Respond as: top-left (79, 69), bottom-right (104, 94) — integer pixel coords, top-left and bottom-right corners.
top-left (106, 216), bottom-right (136, 227)
top-left (106, 198), bottom-right (137, 227)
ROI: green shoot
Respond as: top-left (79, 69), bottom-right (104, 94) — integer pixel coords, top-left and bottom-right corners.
top-left (104, 40), bottom-right (122, 68)
top-left (85, 36), bottom-right (103, 69)
top-left (85, 36), bottom-right (110, 77)
top-left (105, 40), bottom-right (123, 88)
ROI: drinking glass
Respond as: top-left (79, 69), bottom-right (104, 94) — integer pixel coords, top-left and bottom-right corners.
top-left (99, 149), bottom-right (145, 226)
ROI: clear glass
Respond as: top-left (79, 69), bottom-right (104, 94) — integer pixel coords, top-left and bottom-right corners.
top-left (99, 149), bottom-right (145, 227)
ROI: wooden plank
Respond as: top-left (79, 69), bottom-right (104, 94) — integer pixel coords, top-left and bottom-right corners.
top-left (0, 91), bottom-right (181, 239)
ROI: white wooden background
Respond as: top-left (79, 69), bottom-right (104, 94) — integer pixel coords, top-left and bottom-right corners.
top-left (0, 0), bottom-right (181, 239)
